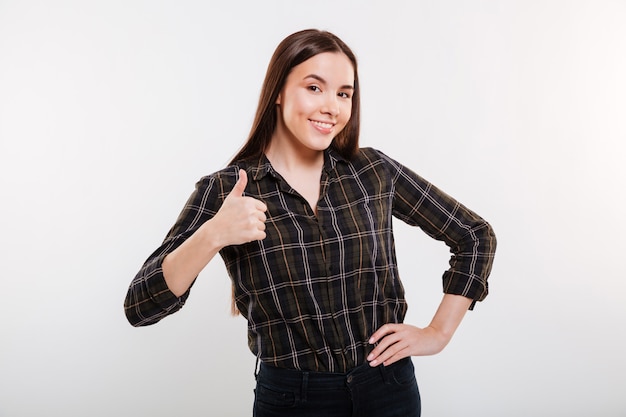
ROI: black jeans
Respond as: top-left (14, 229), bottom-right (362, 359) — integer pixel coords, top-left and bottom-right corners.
top-left (253, 357), bottom-right (420, 417)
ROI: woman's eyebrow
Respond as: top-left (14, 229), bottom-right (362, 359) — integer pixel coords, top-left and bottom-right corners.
top-left (304, 74), bottom-right (354, 90)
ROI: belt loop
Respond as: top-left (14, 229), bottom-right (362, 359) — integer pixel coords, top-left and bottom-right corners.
top-left (379, 363), bottom-right (392, 385)
top-left (301, 371), bottom-right (309, 403)
top-left (254, 356), bottom-right (260, 380)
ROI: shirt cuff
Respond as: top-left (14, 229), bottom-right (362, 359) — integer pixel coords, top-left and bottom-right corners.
top-left (141, 254), bottom-right (186, 310)
top-left (442, 271), bottom-right (488, 311)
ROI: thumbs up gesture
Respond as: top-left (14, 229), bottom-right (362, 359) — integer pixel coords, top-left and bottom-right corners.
top-left (211, 169), bottom-right (268, 246)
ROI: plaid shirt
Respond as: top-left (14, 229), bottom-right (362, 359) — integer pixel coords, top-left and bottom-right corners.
top-left (124, 147), bottom-right (496, 372)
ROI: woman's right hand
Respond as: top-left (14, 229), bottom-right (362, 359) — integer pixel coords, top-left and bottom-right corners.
top-left (209, 169), bottom-right (267, 247)
top-left (162, 169), bottom-right (267, 296)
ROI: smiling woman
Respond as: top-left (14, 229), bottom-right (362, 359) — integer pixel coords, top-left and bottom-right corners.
top-left (267, 52), bottom-right (355, 214)
top-left (273, 52), bottom-right (354, 150)
top-left (123, 29), bottom-right (496, 417)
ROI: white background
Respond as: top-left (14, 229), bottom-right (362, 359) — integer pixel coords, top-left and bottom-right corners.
top-left (1, 1), bottom-right (625, 416)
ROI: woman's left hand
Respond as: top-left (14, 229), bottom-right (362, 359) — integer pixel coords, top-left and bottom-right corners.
top-left (366, 323), bottom-right (452, 367)
top-left (367, 294), bottom-right (473, 367)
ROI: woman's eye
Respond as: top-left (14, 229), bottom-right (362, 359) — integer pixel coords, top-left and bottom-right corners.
top-left (338, 92), bottom-right (351, 99)
top-left (308, 86), bottom-right (321, 92)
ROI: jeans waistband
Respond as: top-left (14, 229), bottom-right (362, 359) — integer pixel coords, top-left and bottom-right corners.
top-left (256, 357), bottom-right (412, 391)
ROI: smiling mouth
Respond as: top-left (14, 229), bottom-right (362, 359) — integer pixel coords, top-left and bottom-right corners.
top-left (310, 120), bottom-right (335, 130)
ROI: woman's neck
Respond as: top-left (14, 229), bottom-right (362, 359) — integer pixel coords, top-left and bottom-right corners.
top-left (265, 137), bottom-right (325, 175)
top-left (265, 136), bottom-right (325, 216)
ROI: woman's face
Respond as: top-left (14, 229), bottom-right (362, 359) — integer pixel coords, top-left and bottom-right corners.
top-left (274, 52), bottom-right (354, 156)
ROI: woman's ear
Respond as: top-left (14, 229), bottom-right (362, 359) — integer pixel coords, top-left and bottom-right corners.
top-left (275, 92), bottom-right (281, 105)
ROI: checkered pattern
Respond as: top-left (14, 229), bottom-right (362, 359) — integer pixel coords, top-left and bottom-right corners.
top-left (124, 147), bottom-right (496, 372)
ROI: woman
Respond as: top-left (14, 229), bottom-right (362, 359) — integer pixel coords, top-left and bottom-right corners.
top-left (124, 29), bottom-right (496, 417)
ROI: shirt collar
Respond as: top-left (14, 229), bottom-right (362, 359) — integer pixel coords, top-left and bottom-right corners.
top-left (250, 147), bottom-right (349, 182)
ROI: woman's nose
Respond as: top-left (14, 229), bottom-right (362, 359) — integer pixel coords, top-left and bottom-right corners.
top-left (321, 94), bottom-right (340, 116)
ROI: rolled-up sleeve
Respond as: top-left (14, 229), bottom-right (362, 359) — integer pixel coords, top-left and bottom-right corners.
top-left (124, 174), bottom-right (227, 326)
top-left (381, 150), bottom-right (497, 309)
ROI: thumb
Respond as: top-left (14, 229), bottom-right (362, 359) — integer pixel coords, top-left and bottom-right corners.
top-left (230, 169), bottom-right (248, 197)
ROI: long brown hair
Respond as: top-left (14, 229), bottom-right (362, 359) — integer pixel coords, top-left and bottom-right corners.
top-left (229, 29), bottom-right (361, 164)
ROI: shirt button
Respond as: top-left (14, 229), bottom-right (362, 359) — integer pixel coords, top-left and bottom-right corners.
top-left (347, 375), bottom-right (353, 384)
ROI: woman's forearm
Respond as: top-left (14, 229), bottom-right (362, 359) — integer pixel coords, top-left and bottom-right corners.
top-left (427, 293), bottom-right (473, 342)
top-left (162, 220), bottom-right (223, 297)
